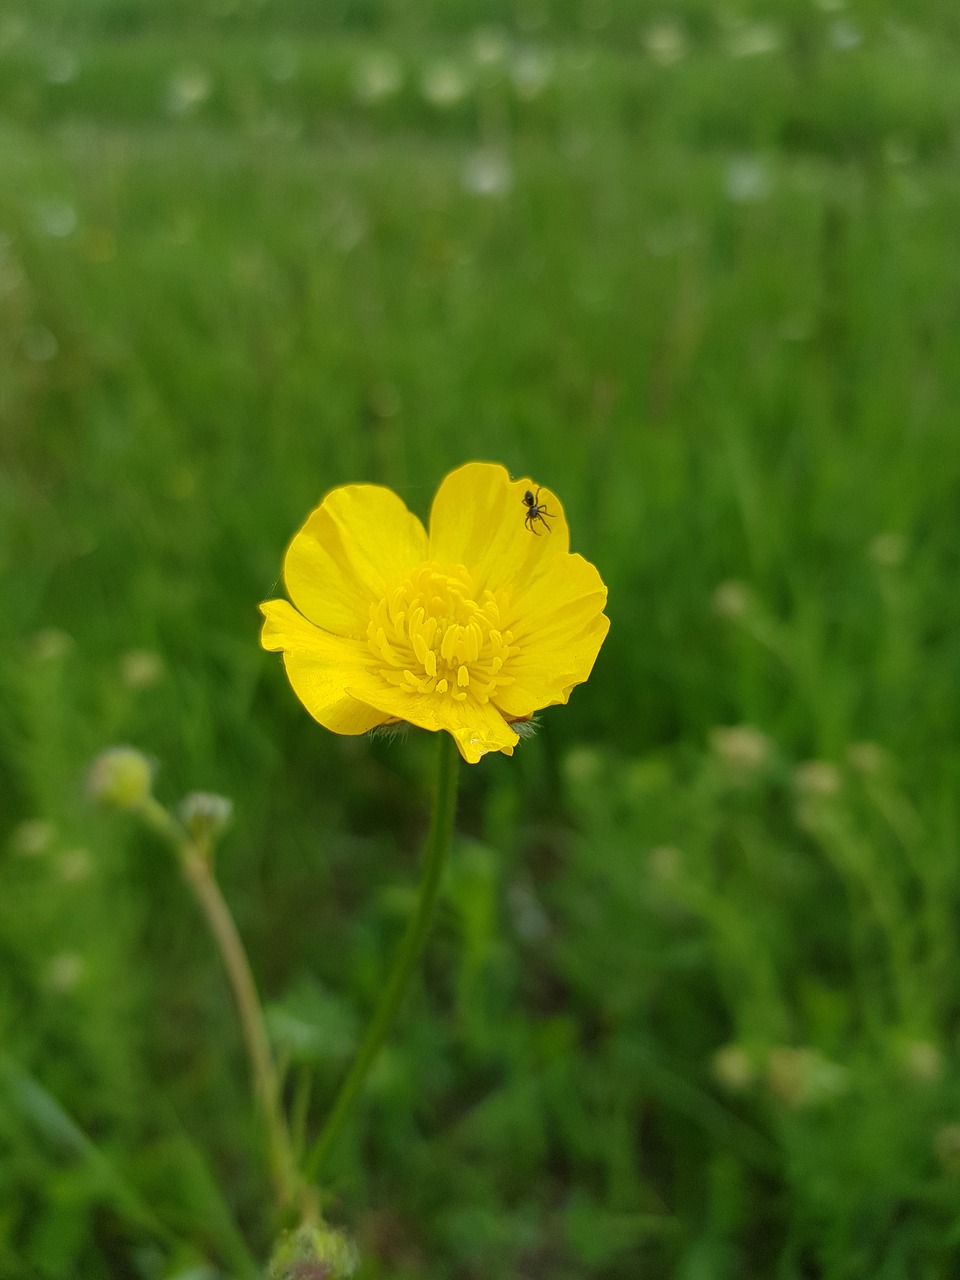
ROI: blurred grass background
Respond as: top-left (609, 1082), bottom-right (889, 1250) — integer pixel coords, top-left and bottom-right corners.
top-left (3, 0), bottom-right (960, 1275)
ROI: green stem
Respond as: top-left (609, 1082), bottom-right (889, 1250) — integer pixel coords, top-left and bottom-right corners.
top-left (138, 796), bottom-right (312, 1221)
top-left (178, 844), bottom-right (307, 1217)
top-left (305, 731), bottom-right (460, 1181)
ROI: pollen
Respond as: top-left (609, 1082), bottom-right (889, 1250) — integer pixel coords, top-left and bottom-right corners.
top-left (368, 563), bottom-right (515, 705)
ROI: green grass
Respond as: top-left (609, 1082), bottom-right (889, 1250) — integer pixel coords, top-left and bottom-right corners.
top-left (3, 1), bottom-right (960, 1276)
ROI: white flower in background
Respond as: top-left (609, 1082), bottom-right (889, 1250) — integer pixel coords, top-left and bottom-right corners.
top-left (87, 746), bottom-right (154, 810)
top-left (563, 746), bottom-right (603, 786)
top-left (642, 22), bottom-right (688, 67)
top-left (33, 199), bottom-right (77, 237)
top-left (649, 845), bottom-right (683, 885)
top-left (507, 879), bottom-right (551, 941)
top-left (179, 792), bottom-right (234, 843)
top-left (120, 649), bottom-right (164, 690)
top-left (511, 47), bottom-right (552, 100)
top-left (32, 627), bottom-right (74, 659)
top-left (846, 741), bottom-right (888, 775)
top-left (793, 760), bottom-right (842, 798)
top-left (264, 40), bottom-right (298, 83)
top-left (884, 137), bottom-right (914, 167)
top-left (725, 155), bottom-right (773, 203)
top-left (44, 953), bottom-right (86, 994)
top-left (767, 1046), bottom-right (848, 1108)
top-left (900, 1040), bottom-right (943, 1085)
top-left (0, 14), bottom-right (26, 52)
top-left (10, 820), bottom-right (56, 858)
top-left (355, 51), bottom-right (403, 103)
top-left (885, 22), bottom-right (929, 60)
top-left (462, 148), bottom-right (512, 197)
top-left (421, 61), bottom-right (471, 108)
top-left (470, 27), bottom-right (508, 66)
top-left (21, 325), bottom-right (58, 363)
top-left (726, 22), bottom-right (783, 58)
top-left (829, 20), bottom-right (862, 50)
top-left (713, 1044), bottom-right (756, 1091)
top-left (326, 194), bottom-right (368, 253)
top-left (712, 579), bottom-right (753, 620)
top-left (45, 47), bottom-right (79, 84)
top-left (166, 66), bottom-right (212, 116)
top-left (710, 725), bottom-right (773, 776)
top-left (56, 848), bottom-right (93, 885)
top-left (869, 531), bottom-right (907, 567)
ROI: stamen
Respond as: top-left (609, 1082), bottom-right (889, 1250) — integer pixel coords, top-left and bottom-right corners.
top-left (441, 625), bottom-right (459, 662)
top-left (465, 623), bottom-right (481, 665)
top-left (366, 562), bottom-right (513, 710)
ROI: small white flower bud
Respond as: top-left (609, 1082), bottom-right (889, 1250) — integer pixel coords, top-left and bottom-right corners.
top-left (900, 1040), bottom-right (944, 1085)
top-left (563, 746), bottom-right (603, 786)
top-left (766, 1046), bottom-right (848, 1109)
top-left (713, 1044), bottom-right (756, 1092)
top-left (709, 725), bottom-right (773, 777)
top-left (846, 741), bottom-right (888, 775)
top-left (869, 532), bottom-right (907, 568)
top-left (712, 579), bottom-right (754, 621)
top-left (44, 952), bottom-right (85, 994)
top-left (179, 792), bottom-right (233, 844)
top-left (10, 819), bottom-right (56, 857)
top-left (87, 746), bottom-right (153, 810)
top-left (793, 760), bottom-right (842, 798)
top-left (56, 848), bottom-right (93, 884)
top-left (32, 628), bottom-right (75, 662)
top-left (649, 845), bottom-right (683, 885)
top-left (266, 1224), bottom-right (359, 1280)
top-left (120, 649), bottom-right (164, 690)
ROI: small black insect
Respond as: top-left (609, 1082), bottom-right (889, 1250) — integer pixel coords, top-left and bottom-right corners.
top-left (522, 486), bottom-right (553, 535)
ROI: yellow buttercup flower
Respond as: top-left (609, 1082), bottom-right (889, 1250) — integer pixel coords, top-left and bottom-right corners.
top-left (260, 462), bottom-right (609, 764)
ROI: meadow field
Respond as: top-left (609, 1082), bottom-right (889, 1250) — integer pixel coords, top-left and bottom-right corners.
top-left (3, 0), bottom-right (960, 1275)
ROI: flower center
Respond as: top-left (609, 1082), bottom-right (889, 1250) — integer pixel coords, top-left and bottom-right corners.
top-left (367, 563), bottom-right (514, 704)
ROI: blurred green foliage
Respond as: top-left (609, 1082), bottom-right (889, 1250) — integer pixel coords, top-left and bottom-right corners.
top-left (2, 0), bottom-right (960, 1275)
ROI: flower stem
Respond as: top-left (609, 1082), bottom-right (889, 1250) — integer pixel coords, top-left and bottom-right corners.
top-left (139, 796), bottom-right (311, 1220)
top-left (305, 731), bottom-right (460, 1181)
top-left (178, 843), bottom-right (307, 1217)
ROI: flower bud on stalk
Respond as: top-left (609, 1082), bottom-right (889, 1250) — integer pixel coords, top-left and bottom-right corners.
top-left (266, 1224), bottom-right (359, 1280)
top-left (179, 791), bottom-right (233, 846)
top-left (86, 746), bottom-right (154, 810)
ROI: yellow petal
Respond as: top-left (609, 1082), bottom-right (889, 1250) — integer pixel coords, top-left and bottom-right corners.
top-left (284, 485), bottom-right (428, 637)
top-left (428, 462), bottom-right (569, 597)
top-left (344, 679), bottom-right (520, 764)
top-left (493, 553), bottom-right (610, 719)
top-left (260, 599), bottom-right (390, 734)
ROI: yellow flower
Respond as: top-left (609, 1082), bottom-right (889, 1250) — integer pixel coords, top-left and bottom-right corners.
top-left (260, 462), bottom-right (609, 764)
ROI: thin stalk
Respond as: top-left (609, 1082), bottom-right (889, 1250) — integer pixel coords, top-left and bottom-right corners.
top-left (305, 731), bottom-right (460, 1181)
top-left (179, 844), bottom-right (306, 1216)
top-left (139, 796), bottom-right (310, 1220)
